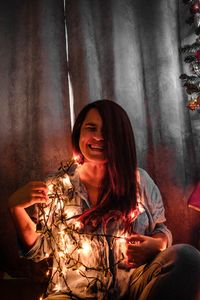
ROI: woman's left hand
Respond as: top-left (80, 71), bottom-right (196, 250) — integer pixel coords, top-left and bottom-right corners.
top-left (126, 233), bottom-right (167, 268)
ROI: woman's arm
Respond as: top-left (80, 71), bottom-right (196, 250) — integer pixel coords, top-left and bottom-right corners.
top-left (151, 231), bottom-right (168, 251)
top-left (9, 181), bottom-right (48, 250)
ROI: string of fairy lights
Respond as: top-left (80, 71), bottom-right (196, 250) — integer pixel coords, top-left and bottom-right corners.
top-left (35, 159), bottom-right (139, 300)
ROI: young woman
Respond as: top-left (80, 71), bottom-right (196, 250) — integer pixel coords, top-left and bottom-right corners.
top-left (9, 100), bottom-right (200, 300)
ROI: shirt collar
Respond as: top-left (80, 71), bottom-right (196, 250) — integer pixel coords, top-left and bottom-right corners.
top-left (69, 167), bottom-right (91, 208)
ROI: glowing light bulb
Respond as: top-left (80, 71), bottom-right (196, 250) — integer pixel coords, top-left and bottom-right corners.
top-left (119, 238), bottom-right (126, 253)
top-left (74, 220), bottom-right (82, 230)
top-left (58, 229), bottom-right (65, 236)
top-left (62, 267), bottom-right (67, 276)
top-left (62, 176), bottom-right (71, 186)
top-left (44, 210), bottom-right (49, 219)
top-left (81, 241), bottom-right (91, 255)
top-left (66, 208), bottom-right (76, 219)
top-left (47, 183), bottom-right (54, 193)
top-left (130, 210), bottom-right (135, 219)
top-left (53, 283), bottom-right (62, 292)
top-left (73, 154), bottom-right (80, 163)
top-left (55, 200), bottom-right (64, 211)
top-left (129, 208), bottom-right (139, 221)
top-left (58, 250), bottom-right (65, 258)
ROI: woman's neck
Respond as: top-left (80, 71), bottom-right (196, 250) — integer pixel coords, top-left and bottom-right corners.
top-left (78, 161), bottom-right (106, 205)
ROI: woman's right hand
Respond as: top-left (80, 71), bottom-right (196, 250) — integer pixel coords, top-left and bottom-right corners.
top-left (9, 181), bottom-right (48, 209)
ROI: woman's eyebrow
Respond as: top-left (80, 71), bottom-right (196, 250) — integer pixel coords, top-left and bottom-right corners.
top-left (84, 122), bottom-right (96, 126)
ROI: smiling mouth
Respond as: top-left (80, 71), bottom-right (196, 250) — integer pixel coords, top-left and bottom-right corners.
top-left (88, 144), bottom-right (104, 151)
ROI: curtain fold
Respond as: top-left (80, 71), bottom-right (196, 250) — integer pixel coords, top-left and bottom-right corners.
top-left (66, 0), bottom-right (200, 245)
top-left (0, 0), bottom-right (71, 276)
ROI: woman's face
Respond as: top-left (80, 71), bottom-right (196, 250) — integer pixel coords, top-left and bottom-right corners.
top-left (79, 108), bottom-right (107, 163)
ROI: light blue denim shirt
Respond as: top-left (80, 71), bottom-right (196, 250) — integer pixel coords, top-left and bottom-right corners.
top-left (25, 164), bottom-right (172, 300)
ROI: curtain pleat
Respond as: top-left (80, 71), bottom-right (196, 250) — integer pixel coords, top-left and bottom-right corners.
top-left (0, 0), bottom-right (71, 276)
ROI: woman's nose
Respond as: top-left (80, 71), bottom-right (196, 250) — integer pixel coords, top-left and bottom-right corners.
top-left (93, 130), bottom-right (103, 140)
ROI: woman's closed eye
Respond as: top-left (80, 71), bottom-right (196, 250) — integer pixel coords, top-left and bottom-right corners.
top-left (85, 125), bottom-right (97, 132)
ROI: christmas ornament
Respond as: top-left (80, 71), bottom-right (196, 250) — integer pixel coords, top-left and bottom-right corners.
top-left (190, 2), bottom-right (200, 14)
top-left (186, 97), bottom-right (200, 110)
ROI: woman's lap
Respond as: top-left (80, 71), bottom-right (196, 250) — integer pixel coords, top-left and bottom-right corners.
top-left (129, 244), bottom-right (200, 300)
top-left (44, 295), bottom-right (70, 300)
top-left (44, 244), bottom-right (200, 300)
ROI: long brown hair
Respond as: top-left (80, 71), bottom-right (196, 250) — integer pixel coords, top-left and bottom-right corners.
top-left (71, 99), bottom-right (138, 223)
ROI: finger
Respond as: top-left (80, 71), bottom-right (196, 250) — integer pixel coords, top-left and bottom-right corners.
top-left (28, 182), bottom-right (47, 189)
top-left (126, 234), bottom-right (145, 243)
top-left (127, 260), bottom-right (140, 268)
top-left (126, 241), bottom-right (142, 251)
top-left (124, 258), bottom-right (138, 268)
top-left (127, 250), bottom-right (142, 259)
top-left (31, 196), bottom-right (48, 204)
top-left (31, 191), bottom-right (48, 198)
top-left (126, 251), bottom-right (144, 263)
top-left (31, 185), bottom-right (48, 194)
top-left (126, 242), bottom-right (141, 249)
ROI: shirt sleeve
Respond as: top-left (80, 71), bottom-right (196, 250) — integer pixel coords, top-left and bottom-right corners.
top-left (24, 234), bottom-right (51, 262)
top-left (19, 203), bottom-right (53, 261)
top-left (139, 168), bottom-right (173, 246)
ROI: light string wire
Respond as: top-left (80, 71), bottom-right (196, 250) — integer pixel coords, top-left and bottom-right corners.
top-left (36, 160), bottom-right (138, 300)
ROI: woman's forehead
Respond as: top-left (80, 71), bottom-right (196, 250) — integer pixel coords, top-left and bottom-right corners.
top-left (83, 108), bottom-right (102, 124)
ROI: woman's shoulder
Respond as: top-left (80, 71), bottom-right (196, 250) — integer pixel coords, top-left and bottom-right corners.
top-left (137, 167), bottom-right (155, 188)
top-left (137, 167), bottom-right (163, 205)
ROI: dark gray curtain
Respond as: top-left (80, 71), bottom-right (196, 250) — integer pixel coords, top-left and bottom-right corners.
top-left (0, 0), bottom-right (71, 276)
top-left (66, 0), bottom-right (200, 246)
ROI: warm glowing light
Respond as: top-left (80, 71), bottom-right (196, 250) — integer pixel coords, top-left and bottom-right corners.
top-left (62, 175), bottom-right (72, 186)
top-left (129, 208), bottom-right (140, 221)
top-left (80, 241), bottom-right (91, 255)
top-left (55, 199), bottom-right (64, 211)
top-left (73, 154), bottom-right (80, 162)
top-left (45, 253), bottom-right (49, 258)
top-left (115, 232), bottom-right (129, 262)
top-left (119, 233), bottom-right (128, 248)
top-left (66, 208), bottom-right (76, 219)
top-left (58, 251), bottom-right (65, 258)
top-left (44, 211), bottom-right (49, 219)
top-left (74, 220), bottom-right (82, 230)
top-left (53, 283), bottom-right (62, 292)
top-left (65, 239), bottom-right (75, 253)
top-left (62, 267), bottom-right (67, 276)
top-left (130, 210), bottom-right (136, 219)
top-left (47, 183), bottom-right (54, 193)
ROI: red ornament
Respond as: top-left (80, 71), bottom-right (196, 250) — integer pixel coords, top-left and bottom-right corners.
top-left (190, 2), bottom-right (200, 14)
top-left (187, 97), bottom-right (200, 111)
top-left (195, 49), bottom-right (200, 61)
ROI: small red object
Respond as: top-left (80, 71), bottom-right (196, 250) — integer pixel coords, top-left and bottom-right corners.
top-left (188, 182), bottom-right (200, 212)
top-left (190, 2), bottom-right (200, 14)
